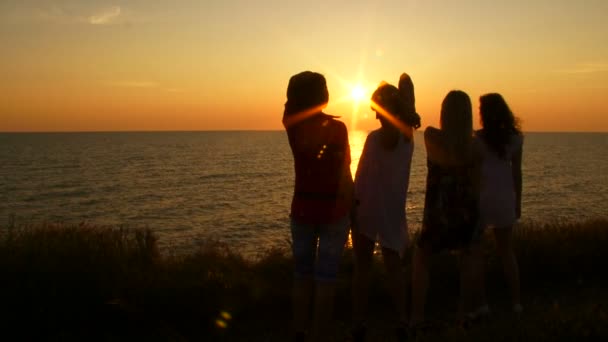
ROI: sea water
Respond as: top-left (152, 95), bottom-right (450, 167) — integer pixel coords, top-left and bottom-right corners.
top-left (1, 131), bottom-right (606, 257)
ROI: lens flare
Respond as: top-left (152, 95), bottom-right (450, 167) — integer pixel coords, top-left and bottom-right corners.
top-left (220, 311), bottom-right (232, 320)
top-left (351, 85), bottom-right (366, 102)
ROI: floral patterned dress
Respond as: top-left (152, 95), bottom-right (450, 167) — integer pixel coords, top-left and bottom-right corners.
top-left (418, 158), bottom-right (479, 252)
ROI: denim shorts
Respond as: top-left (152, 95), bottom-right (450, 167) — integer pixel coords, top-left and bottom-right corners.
top-left (290, 215), bottom-right (350, 282)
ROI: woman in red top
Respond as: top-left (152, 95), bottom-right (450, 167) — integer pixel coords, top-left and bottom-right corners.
top-left (283, 71), bottom-right (353, 342)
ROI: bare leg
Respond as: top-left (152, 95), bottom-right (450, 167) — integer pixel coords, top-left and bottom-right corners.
top-left (458, 242), bottom-right (485, 321)
top-left (458, 249), bottom-right (473, 320)
top-left (382, 247), bottom-right (408, 325)
top-left (493, 226), bottom-right (521, 308)
top-left (293, 275), bottom-right (313, 334)
top-left (410, 245), bottom-right (431, 327)
top-left (352, 233), bottom-right (375, 327)
top-left (311, 281), bottom-right (336, 342)
top-left (472, 243), bottom-right (488, 312)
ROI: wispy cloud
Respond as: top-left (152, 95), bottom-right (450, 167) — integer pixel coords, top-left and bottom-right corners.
top-left (88, 6), bottom-right (121, 25)
top-left (11, 4), bottom-right (129, 26)
top-left (557, 63), bottom-right (608, 74)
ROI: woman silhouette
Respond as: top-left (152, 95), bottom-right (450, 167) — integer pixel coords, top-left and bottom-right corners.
top-left (473, 93), bottom-right (523, 317)
top-left (282, 71), bottom-right (353, 342)
top-left (410, 90), bottom-right (480, 330)
top-left (351, 79), bottom-right (420, 342)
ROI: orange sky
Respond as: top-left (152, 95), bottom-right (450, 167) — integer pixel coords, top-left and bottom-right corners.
top-left (1, 1), bottom-right (607, 132)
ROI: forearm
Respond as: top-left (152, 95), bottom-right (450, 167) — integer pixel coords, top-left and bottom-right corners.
top-left (513, 167), bottom-right (522, 218)
top-left (512, 144), bottom-right (523, 218)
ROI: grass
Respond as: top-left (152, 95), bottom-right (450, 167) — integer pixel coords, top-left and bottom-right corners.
top-left (1, 219), bottom-right (607, 341)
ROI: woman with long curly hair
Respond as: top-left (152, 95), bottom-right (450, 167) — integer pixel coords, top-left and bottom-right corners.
top-left (473, 93), bottom-right (523, 317)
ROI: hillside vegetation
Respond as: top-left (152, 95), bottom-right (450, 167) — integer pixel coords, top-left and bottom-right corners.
top-left (1, 219), bottom-right (607, 341)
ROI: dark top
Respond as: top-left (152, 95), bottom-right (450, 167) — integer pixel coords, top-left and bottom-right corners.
top-left (418, 129), bottom-right (478, 252)
top-left (285, 113), bottom-right (353, 224)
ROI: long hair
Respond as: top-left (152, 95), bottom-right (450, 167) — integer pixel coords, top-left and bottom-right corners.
top-left (440, 90), bottom-right (473, 159)
top-left (479, 93), bottom-right (521, 159)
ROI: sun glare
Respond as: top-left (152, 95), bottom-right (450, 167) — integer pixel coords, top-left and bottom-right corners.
top-left (351, 84), bottom-right (366, 102)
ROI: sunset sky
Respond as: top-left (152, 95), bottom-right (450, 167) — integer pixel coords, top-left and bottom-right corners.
top-left (1, 0), bottom-right (607, 132)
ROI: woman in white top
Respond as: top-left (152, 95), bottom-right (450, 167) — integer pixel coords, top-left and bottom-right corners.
top-left (351, 75), bottom-right (421, 341)
top-left (474, 92), bottom-right (523, 316)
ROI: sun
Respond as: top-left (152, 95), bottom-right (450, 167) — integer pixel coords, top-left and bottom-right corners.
top-left (350, 84), bottom-right (367, 102)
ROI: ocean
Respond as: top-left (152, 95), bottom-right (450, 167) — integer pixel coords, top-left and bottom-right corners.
top-left (1, 131), bottom-right (607, 257)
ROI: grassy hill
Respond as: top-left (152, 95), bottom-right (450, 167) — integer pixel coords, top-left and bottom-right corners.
top-left (1, 219), bottom-right (607, 341)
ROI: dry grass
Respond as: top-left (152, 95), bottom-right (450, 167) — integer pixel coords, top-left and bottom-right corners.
top-left (1, 218), bottom-right (607, 340)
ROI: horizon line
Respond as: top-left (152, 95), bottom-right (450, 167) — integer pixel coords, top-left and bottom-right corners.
top-left (1, 129), bottom-right (608, 134)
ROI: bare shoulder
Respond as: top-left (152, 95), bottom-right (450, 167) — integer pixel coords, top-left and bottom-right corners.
top-left (423, 127), bottom-right (445, 162)
top-left (367, 128), bottom-right (381, 140)
top-left (424, 127), bottom-right (442, 144)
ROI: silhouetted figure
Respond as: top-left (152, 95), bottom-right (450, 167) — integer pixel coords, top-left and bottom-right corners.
top-left (410, 90), bottom-right (481, 331)
top-left (472, 93), bottom-right (523, 317)
top-left (282, 71), bottom-right (353, 342)
top-left (351, 79), bottom-right (420, 342)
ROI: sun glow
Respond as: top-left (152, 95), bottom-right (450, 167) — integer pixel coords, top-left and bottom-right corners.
top-left (350, 84), bottom-right (367, 102)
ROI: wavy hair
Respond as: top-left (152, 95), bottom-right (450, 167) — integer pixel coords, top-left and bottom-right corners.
top-left (478, 93), bottom-right (521, 159)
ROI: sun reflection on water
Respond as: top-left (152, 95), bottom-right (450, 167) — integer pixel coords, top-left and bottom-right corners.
top-left (349, 130), bottom-right (369, 177)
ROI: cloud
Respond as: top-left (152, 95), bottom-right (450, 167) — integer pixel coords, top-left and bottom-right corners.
top-left (88, 6), bottom-right (121, 25)
top-left (3, 4), bottom-right (147, 26)
top-left (557, 63), bottom-right (608, 74)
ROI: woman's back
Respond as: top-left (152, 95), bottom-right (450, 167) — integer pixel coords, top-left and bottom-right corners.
top-left (421, 127), bottom-right (477, 251)
top-left (354, 129), bottom-right (413, 253)
top-left (475, 132), bottom-right (522, 188)
top-left (287, 115), bottom-right (352, 224)
top-left (475, 131), bottom-right (523, 227)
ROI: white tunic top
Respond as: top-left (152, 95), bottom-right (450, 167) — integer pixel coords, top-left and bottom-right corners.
top-left (475, 133), bottom-right (524, 228)
top-left (354, 130), bottom-right (414, 255)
